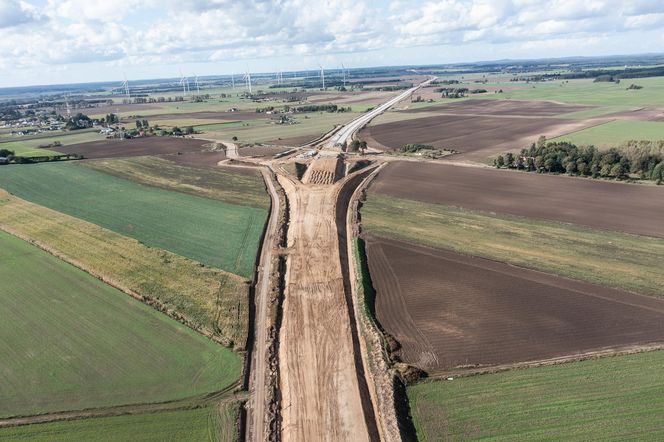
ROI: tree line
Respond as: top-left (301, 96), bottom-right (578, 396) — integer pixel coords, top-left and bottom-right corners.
top-left (494, 137), bottom-right (664, 184)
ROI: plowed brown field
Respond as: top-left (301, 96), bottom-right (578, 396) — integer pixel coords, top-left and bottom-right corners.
top-left (365, 235), bottom-right (664, 372)
top-left (58, 137), bottom-right (208, 159)
top-left (360, 100), bottom-right (598, 160)
top-left (370, 162), bottom-right (664, 238)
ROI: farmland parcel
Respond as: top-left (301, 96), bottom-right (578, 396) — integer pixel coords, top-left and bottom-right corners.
top-left (0, 162), bottom-right (266, 278)
top-left (0, 230), bottom-right (240, 418)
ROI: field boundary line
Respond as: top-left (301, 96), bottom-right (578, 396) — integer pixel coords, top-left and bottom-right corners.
top-left (0, 223), bottom-right (232, 348)
top-left (0, 384), bottom-right (243, 428)
top-left (426, 342), bottom-right (664, 380)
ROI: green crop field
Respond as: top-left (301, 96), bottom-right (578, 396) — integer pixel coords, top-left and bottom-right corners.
top-left (552, 120), bottom-right (664, 147)
top-left (203, 111), bottom-right (359, 144)
top-left (362, 194), bottom-right (664, 297)
top-left (0, 405), bottom-right (236, 441)
top-left (408, 350), bottom-right (664, 441)
top-left (468, 76), bottom-right (664, 107)
top-left (0, 230), bottom-right (241, 418)
top-left (0, 162), bottom-right (266, 278)
top-left (83, 156), bottom-right (269, 209)
top-left (0, 130), bottom-right (105, 156)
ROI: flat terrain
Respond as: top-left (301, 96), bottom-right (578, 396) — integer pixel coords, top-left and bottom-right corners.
top-left (370, 162), bottom-right (664, 238)
top-left (404, 99), bottom-right (593, 116)
top-left (0, 191), bottom-right (249, 347)
top-left (83, 156), bottom-right (269, 209)
top-left (360, 99), bottom-right (598, 159)
top-left (162, 150), bottom-right (227, 167)
top-left (0, 230), bottom-right (240, 418)
top-left (552, 119), bottom-right (664, 146)
top-left (0, 130), bottom-right (106, 156)
top-left (57, 136), bottom-right (209, 159)
top-left (0, 162), bottom-right (266, 277)
top-left (0, 406), bottom-right (232, 441)
top-left (365, 235), bottom-right (664, 371)
top-left (408, 350), bottom-right (664, 441)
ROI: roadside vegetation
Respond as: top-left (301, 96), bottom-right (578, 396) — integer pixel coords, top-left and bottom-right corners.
top-left (495, 137), bottom-right (664, 183)
top-left (0, 162), bottom-right (266, 277)
top-left (362, 194), bottom-right (664, 298)
top-left (0, 405), bottom-right (236, 442)
top-left (408, 350), bottom-right (664, 441)
top-left (83, 156), bottom-right (269, 209)
top-left (0, 230), bottom-right (241, 418)
top-left (0, 191), bottom-right (249, 347)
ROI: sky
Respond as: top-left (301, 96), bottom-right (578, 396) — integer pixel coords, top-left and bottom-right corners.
top-left (1, 0), bottom-right (664, 87)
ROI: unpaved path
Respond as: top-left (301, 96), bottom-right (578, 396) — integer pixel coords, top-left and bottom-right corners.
top-left (277, 173), bottom-right (373, 442)
top-left (246, 168), bottom-right (281, 441)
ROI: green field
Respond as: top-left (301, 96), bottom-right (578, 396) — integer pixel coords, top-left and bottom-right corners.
top-left (0, 130), bottom-right (105, 156)
top-left (203, 111), bottom-right (359, 144)
top-left (469, 76), bottom-right (664, 107)
top-left (0, 406), bottom-right (235, 441)
top-left (83, 156), bottom-right (269, 209)
top-left (552, 120), bottom-right (664, 146)
top-left (0, 190), bottom-right (249, 347)
top-left (0, 162), bottom-right (266, 278)
top-left (362, 194), bottom-right (664, 297)
top-left (0, 230), bottom-right (241, 418)
top-left (408, 350), bottom-right (664, 441)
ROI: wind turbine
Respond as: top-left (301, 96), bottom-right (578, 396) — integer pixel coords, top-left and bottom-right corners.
top-left (341, 63), bottom-right (348, 88)
top-left (64, 93), bottom-right (71, 118)
top-left (194, 74), bottom-right (200, 94)
top-left (231, 74), bottom-right (235, 88)
top-left (179, 71), bottom-right (189, 97)
top-left (243, 70), bottom-right (252, 94)
top-left (319, 64), bottom-right (325, 90)
top-left (121, 75), bottom-right (131, 99)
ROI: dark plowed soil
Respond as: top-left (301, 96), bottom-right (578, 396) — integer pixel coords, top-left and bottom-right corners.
top-left (405, 99), bottom-right (593, 116)
top-left (59, 137), bottom-right (208, 159)
top-left (370, 162), bottom-right (664, 238)
top-left (365, 235), bottom-right (664, 372)
top-left (360, 114), bottom-right (582, 158)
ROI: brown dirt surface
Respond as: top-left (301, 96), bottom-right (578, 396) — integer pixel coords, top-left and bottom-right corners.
top-left (360, 113), bottom-right (594, 160)
top-left (302, 156), bottom-right (343, 185)
top-left (277, 173), bottom-right (374, 441)
top-left (238, 145), bottom-right (289, 158)
top-left (162, 151), bottom-right (227, 168)
top-left (365, 235), bottom-right (664, 372)
top-left (405, 99), bottom-right (593, 116)
top-left (58, 136), bottom-right (208, 159)
top-left (370, 162), bottom-right (664, 238)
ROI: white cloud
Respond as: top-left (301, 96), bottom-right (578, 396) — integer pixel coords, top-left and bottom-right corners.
top-left (1, 0), bottom-right (663, 85)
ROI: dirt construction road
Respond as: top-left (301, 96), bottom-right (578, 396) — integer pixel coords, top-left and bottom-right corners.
top-left (276, 172), bottom-right (373, 442)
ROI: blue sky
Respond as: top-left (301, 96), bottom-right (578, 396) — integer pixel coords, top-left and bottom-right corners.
top-left (1, 0), bottom-right (664, 87)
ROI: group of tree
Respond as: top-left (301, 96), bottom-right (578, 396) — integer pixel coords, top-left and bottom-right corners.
top-left (64, 113), bottom-right (93, 130)
top-left (494, 137), bottom-right (664, 184)
top-left (435, 87), bottom-right (469, 98)
top-left (292, 104), bottom-right (351, 113)
top-left (135, 119), bottom-right (150, 130)
top-left (348, 139), bottom-right (368, 153)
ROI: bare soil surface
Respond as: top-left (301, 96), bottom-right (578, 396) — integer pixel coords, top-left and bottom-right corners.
top-left (238, 145), bottom-right (289, 158)
top-left (58, 136), bottom-right (208, 159)
top-left (365, 235), bottom-right (664, 372)
top-left (405, 99), bottom-right (593, 116)
top-left (370, 161), bottom-right (664, 238)
top-left (277, 173), bottom-right (373, 442)
top-left (360, 113), bottom-right (595, 160)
